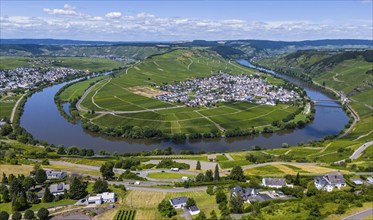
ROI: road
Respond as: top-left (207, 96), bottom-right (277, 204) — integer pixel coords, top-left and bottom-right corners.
top-left (10, 94), bottom-right (25, 124)
top-left (342, 208), bottom-right (373, 220)
top-left (350, 141), bottom-right (373, 160)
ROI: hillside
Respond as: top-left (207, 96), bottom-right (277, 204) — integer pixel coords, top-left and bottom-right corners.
top-left (60, 48), bottom-right (307, 138)
top-left (256, 50), bottom-right (373, 143)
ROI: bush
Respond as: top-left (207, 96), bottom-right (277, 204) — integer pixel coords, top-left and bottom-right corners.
top-left (11, 212), bottom-right (22, 220)
top-left (37, 208), bottom-right (49, 220)
top-left (24, 210), bottom-right (35, 220)
top-left (0, 211), bottom-right (9, 220)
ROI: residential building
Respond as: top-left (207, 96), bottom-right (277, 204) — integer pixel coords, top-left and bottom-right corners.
top-left (262, 178), bottom-right (292, 188)
top-left (314, 172), bottom-right (346, 192)
top-left (87, 192), bottom-right (116, 204)
top-left (50, 183), bottom-right (70, 196)
top-left (46, 170), bottom-right (67, 180)
top-left (169, 196), bottom-right (187, 209)
top-left (189, 206), bottom-right (200, 215)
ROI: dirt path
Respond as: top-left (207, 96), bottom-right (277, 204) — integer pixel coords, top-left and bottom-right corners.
top-left (187, 58), bottom-right (193, 70)
top-left (354, 131), bottom-right (373, 141)
top-left (225, 154), bottom-right (234, 161)
top-left (10, 94), bottom-right (25, 124)
top-left (194, 110), bottom-right (225, 132)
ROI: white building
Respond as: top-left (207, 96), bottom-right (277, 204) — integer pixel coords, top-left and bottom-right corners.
top-left (88, 192), bottom-right (116, 204)
top-left (169, 196), bottom-right (187, 209)
top-left (88, 195), bottom-right (102, 205)
top-left (189, 206), bottom-right (200, 215)
top-left (314, 172), bottom-right (346, 192)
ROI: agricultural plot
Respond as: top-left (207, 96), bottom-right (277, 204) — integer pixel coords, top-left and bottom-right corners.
top-left (114, 210), bottom-right (136, 220)
top-left (78, 49), bottom-right (302, 135)
top-left (0, 95), bottom-right (21, 119)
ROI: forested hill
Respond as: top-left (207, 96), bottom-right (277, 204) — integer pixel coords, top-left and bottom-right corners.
top-left (254, 50), bottom-right (373, 82)
top-left (1, 38), bottom-right (372, 58)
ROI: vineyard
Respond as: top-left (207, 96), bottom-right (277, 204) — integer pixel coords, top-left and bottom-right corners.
top-left (114, 210), bottom-right (136, 220)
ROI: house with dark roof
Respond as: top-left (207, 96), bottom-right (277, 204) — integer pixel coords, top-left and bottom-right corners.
top-left (262, 178), bottom-right (292, 188)
top-left (46, 170), bottom-right (67, 180)
top-left (50, 183), bottom-right (70, 196)
top-left (314, 172), bottom-right (346, 192)
top-left (189, 206), bottom-right (200, 215)
top-left (169, 196), bottom-right (187, 209)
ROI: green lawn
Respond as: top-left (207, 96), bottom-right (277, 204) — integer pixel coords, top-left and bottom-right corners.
top-left (0, 95), bottom-right (22, 119)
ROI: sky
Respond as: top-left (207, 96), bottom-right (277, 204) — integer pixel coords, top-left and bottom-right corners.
top-left (0, 0), bottom-right (372, 41)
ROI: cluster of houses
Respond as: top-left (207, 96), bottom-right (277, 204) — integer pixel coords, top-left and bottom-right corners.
top-left (155, 72), bottom-right (301, 107)
top-left (0, 67), bottom-right (86, 93)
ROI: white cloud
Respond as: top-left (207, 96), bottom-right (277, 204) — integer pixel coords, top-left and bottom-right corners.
top-left (1, 6), bottom-right (372, 41)
top-left (105, 12), bottom-right (122, 19)
top-left (43, 4), bottom-right (78, 16)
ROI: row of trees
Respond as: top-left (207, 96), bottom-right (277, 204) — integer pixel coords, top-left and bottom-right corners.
top-left (0, 208), bottom-right (48, 220)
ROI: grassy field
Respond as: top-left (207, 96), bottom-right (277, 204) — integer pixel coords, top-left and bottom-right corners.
top-left (76, 48), bottom-right (302, 135)
top-left (147, 172), bottom-right (195, 179)
top-left (0, 164), bottom-right (33, 176)
top-left (0, 95), bottom-right (21, 119)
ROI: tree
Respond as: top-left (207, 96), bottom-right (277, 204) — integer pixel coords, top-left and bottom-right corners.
top-left (93, 178), bottom-right (109, 194)
top-left (24, 210), bottom-right (34, 220)
top-left (37, 208), bottom-right (49, 220)
top-left (215, 189), bottom-right (227, 204)
top-left (195, 211), bottom-right (206, 220)
top-left (22, 177), bottom-right (36, 190)
top-left (69, 177), bottom-right (88, 200)
top-left (229, 193), bottom-right (243, 213)
top-left (42, 187), bottom-right (54, 203)
top-left (186, 197), bottom-right (196, 207)
top-left (0, 124), bottom-right (13, 136)
top-left (57, 146), bottom-right (66, 155)
top-left (0, 211), bottom-right (9, 220)
top-left (11, 211), bottom-right (22, 220)
top-left (204, 170), bottom-right (213, 182)
top-left (229, 166), bottom-right (245, 181)
top-left (206, 185), bottom-right (214, 195)
top-left (2, 187), bottom-right (10, 202)
top-left (34, 169), bottom-right (47, 184)
top-left (209, 210), bottom-right (217, 220)
top-left (2, 173), bottom-right (8, 184)
top-left (12, 193), bottom-right (28, 211)
top-left (196, 160), bottom-right (201, 170)
top-left (294, 173), bottom-right (301, 185)
top-left (306, 182), bottom-right (319, 197)
top-left (195, 173), bottom-right (205, 182)
top-left (157, 199), bottom-right (176, 218)
top-left (214, 164), bottom-right (220, 181)
top-left (100, 162), bottom-right (115, 180)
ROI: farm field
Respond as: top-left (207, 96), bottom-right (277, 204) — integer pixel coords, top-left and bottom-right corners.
top-left (76, 48), bottom-right (303, 135)
top-left (0, 95), bottom-right (21, 119)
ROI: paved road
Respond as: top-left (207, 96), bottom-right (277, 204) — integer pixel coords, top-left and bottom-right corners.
top-left (144, 159), bottom-right (220, 171)
top-left (350, 141), bottom-right (373, 160)
top-left (342, 208), bottom-right (373, 220)
top-left (10, 94), bottom-right (25, 123)
top-left (240, 162), bottom-right (317, 170)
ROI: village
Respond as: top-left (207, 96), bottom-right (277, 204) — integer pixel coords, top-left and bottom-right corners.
top-left (0, 67), bottom-right (86, 93)
top-left (155, 72), bottom-right (302, 107)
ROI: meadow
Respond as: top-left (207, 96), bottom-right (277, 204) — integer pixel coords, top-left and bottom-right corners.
top-left (73, 48), bottom-right (303, 135)
top-left (0, 95), bottom-right (21, 119)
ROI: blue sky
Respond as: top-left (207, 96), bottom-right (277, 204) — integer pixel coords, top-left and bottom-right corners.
top-left (1, 0), bottom-right (372, 41)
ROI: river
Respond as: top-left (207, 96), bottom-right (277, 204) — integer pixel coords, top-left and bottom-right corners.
top-left (20, 60), bottom-right (349, 153)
